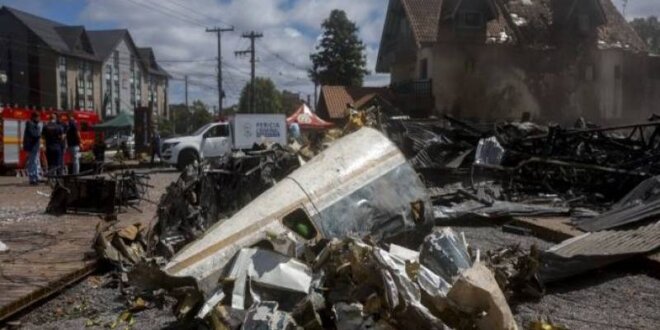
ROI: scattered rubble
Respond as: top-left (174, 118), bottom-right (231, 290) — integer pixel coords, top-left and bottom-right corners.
top-left (46, 171), bottom-right (150, 215)
top-left (82, 119), bottom-right (660, 329)
top-left (151, 145), bottom-right (300, 258)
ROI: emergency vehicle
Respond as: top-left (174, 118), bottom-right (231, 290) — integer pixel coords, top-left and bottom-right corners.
top-left (0, 106), bottom-right (101, 170)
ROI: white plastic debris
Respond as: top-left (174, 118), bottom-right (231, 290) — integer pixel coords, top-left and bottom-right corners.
top-left (0, 240), bottom-right (8, 252)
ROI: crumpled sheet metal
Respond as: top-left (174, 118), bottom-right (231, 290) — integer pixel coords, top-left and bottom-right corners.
top-left (159, 128), bottom-right (433, 296)
top-left (419, 228), bottom-right (472, 284)
top-left (539, 221), bottom-right (660, 283)
top-left (474, 136), bottom-right (505, 166)
top-left (223, 248), bottom-right (312, 311)
top-left (242, 301), bottom-right (298, 330)
top-left (578, 175), bottom-right (660, 232)
top-left (434, 200), bottom-right (569, 221)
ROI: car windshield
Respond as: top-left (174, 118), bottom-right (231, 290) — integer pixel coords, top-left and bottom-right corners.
top-left (192, 123), bottom-right (213, 136)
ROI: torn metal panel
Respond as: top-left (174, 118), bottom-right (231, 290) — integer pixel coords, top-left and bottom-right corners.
top-left (475, 137), bottom-right (505, 166)
top-left (419, 228), bottom-right (472, 284)
top-left (539, 221), bottom-right (660, 283)
top-left (578, 175), bottom-right (660, 232)
top-left (223, 248), bottom-right (312, 311)
top-left (242, 301), bottom-right (298, 330)
top-left (434, 200), bottom-right (569, 221)
top-left (159, 128), bottom-right (433, 296)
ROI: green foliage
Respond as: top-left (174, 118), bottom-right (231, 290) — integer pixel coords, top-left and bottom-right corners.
top-left (166, 101), bottom-right (215, 135)
top-left (630, 16), bottom-right (660, 54)
top-left (190, 100), bottom-right (214, 130)
top-left (309, 9), bottom-right (369, 87)
top-left (238, 77), bottom-right (283, 113)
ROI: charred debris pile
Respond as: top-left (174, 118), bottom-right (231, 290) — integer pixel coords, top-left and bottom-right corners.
top-left (93, 121), bottom-right (660, 329)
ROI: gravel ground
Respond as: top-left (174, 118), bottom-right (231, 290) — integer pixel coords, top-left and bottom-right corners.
top-left (454, 223), bottom-right (660, 330)
top-left (13, 271), bottom-right (177, 330)
top-left (0, 169), bottom-right (180, 330)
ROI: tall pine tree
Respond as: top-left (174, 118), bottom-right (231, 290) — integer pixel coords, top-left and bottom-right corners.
top-left (309, 10), bottom-right (369, 87)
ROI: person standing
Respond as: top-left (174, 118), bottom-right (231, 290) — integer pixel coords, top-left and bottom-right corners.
top-left (65, 114), bottom-right (82, 174)
top-left (151, 130), bottom-right (162, 165)
top-left (57, 115), bottom-right (68, 173)
top-left (23, 112), bottom-right (42, 185)
top-left (42, 113), bottom-right (65, 176)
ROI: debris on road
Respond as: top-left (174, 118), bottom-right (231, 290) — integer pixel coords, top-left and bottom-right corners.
top-left (152, 144), bottom-right (300, 258)
top-left (46, 171), bottom-right (150, 215)
top-left (577, 175), bottom-right (660, 232)
top-left (144, 128), bottom-right (433, 298)
top-left (0, 239), bottom-right (7, 252)
top-left (539, 221), bottom-right (660, 283)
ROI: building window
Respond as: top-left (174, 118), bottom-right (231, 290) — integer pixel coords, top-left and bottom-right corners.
top-left (136, 70), bottom-right (142, 105)
top-left (457, 11), bottom-right (484, 29)
top-left (419, 59), bottom-right (428, 80)
top-left (130, 56), bottom-right (136, 107)
top-left (58, 57), bottom-right (68, 110)
top-left (113, 51), bottom-right (120, 113)
top-left (105, 65), bottom-right (113, 115)
top-left (614, 65), bottom-right (622, 80)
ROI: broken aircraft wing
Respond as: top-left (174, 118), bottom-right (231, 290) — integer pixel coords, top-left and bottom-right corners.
top-left (159, 127), bottom-right (434, 295)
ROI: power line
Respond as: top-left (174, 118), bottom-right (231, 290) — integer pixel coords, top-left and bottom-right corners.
top-left (162, 0), bottom-right (233, 29)
top-left (206, 26), bottom-right (234, 111)
top-left (121, 0), bottom-right (207, 28)
top-left (235, 31), bottom-right (263, 113)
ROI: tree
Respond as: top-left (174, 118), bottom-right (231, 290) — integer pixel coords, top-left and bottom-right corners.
top-left (189, 100), bottom-right (214, 131)
top-left (630, 16), bottom-right (660, 54)
top-left (238, 77), bottom-right (283, 113)
top-left (166, 101), bottom-right (214, 135)
top-left (309, 10), bottom-right (369, 87)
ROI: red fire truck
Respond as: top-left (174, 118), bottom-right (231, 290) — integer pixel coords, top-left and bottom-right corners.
top-left (0, 106), bottom-right (101, 169)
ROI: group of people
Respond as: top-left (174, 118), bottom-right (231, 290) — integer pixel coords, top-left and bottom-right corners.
top-left (23, 112), bottom-right (82, 185)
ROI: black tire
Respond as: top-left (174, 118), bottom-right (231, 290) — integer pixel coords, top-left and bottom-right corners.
top-left (177, 149), bottom-right (198, 171)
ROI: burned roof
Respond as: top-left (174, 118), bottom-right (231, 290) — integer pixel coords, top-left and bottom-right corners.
top-left (596, 0), bottom-right (648, 52)
top-left (380, 0), bottom-right (647, 53)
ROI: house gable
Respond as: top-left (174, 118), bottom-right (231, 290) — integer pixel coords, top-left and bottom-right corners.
top-left (376, 0), bottom-right (439, 73)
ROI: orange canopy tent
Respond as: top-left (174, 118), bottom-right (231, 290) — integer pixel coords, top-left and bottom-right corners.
top-left (286, 104), bottom-right (334, 130)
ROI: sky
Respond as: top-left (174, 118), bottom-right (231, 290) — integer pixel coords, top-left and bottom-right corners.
top-left (1, 0), bottom-right (659, 109)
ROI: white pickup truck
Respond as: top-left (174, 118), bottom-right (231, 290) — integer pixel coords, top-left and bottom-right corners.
top-left (161, 114), bottom-right (287, 170)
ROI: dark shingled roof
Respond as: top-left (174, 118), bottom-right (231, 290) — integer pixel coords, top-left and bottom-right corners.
top-left (54, 26), bottom-right (85, 50)
top-left (138, 47), bottom-right (170, 77)
top-left (1, 6), bottom-right (98, 60)
top-left (87, 30), bottom-right (129, 61)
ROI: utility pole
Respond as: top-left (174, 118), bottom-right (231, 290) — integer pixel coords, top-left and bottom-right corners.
top-left (184, 75), bottom-right (189, 110)
top-left (206, 26), bottom-right (234, 112)
top-left (235, 31), bottom-right (263, 113)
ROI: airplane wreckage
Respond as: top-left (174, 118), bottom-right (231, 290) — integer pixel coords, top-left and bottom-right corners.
top-left (96, 123), bottom-right (660, 329)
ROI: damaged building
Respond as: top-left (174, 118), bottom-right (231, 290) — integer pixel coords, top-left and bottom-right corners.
top-left (376, 0), bottom-right (657, 124)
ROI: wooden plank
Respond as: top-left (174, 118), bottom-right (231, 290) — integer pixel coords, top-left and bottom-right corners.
top-left (512, 216), bottom-right (660, 276)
